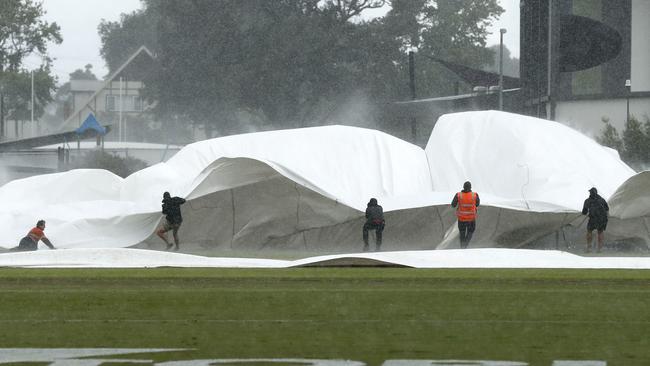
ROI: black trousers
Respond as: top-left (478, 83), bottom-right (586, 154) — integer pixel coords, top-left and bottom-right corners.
top-left (363, 222), bottom-right (384, 251)
top-left (458, 220), bottom-right (476, 249)
top-left (10, 237), bottom-right (37, 252)
top-left (587, 217), bottom-right (607, 232)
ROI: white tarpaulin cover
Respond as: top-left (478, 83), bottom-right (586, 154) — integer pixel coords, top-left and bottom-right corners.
top-left (1, 248), bottom-right (650, 269)
top-left (426, 111), bottom-right (636, 210)
top-left (0, 110), bottom-right (648, 256)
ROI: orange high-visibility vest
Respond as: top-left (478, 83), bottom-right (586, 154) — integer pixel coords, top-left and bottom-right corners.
top-left (456, 191), bottom-right (477, 222)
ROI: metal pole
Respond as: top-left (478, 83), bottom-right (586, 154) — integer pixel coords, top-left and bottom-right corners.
top-left (0, 83), bottom-right (4, 139)
top-left (408, 50), bottom-right (417, 143)
top-left (0, 64), bottom-right (4, 139)
top-left (119, 76), bottom-right (123, 142)
top-left (499, 28), bottom-right (506, 111)
top-left (31, 70), bottom-right (34, 136)
top-left (546, 0), bottom-right (555, 120)
top-left (626, 79), bottom-right (631, 125)
top-left (626, 96), bottom-right (630, 125)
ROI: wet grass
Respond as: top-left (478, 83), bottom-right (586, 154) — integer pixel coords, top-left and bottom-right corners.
top-left (0, 268), bottom-right (649, 365)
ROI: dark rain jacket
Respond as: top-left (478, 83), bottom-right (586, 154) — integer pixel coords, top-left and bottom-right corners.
top-left (365, 204), bottom-right (385, 225)
top-left (582, 194), bottom-right (609, 220)
top-left (162, 196), bottom-right (186, 224)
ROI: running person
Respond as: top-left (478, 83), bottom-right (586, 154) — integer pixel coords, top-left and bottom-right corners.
top-left (156, 192), bottom-right (187, 251)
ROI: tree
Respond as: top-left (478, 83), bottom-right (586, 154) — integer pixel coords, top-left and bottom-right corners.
top-left (384, 0), bottom-right (504, 96)
top-left (596, 115), bottom-right (650, 171)
top-left (141, 0), bottom-right (398, 137)
top-left (98, 9), bottom-right (158, 75)
top-left (644, 116), bottom-right (650, 165)
top-left (622, 116), bottom-right (648, 167)
top-left (69, 64), bottom-right (98, 81)
top-left (386, 0), bottom-right (502, 63)
top-left (0, 0), bottom-right (62, 138)
top-left (2, 66), bottom-right (56, 127)
top-left (484, 44), bottom-right (520, 77)
top-left (98, 0), bottom-right (503, 140)
top-left (596, 117), bottom-right (623, 153)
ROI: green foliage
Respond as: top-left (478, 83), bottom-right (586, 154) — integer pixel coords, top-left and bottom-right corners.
top-left (0, 0), bottom-right (62, 72)
top-left (596, 117), bottom-right (623, 152)
top-left (139, 0), bottom-right (400, 135)
top-left (622, 116), bottom-right (650, 166)
top-left (597, 115), bottom-right (650, 171)
top-left (98, 9), bottom-right (159, 74)
top-left (98, 1), bottom-right (504, 139)
top-left (384, 0), bottom-right (503, 99)
top-left (484, 44), bottom-right (520, 77)
top-left (0, 0), bottom-right (62, 136)
top-left (1, 66), bottom-right (56, 122)
top-left (68, 64), bottom-right (98, 80)
top-left (70, 150), bottom-right (148, 178)
top-left (387, 0), bottom-right (503, 66)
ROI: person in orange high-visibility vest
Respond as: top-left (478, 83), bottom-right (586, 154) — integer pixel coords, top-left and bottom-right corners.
top-left (10, 219), bottom-right (56, 251)
top-left (451, 181), bottom-right (480, 249)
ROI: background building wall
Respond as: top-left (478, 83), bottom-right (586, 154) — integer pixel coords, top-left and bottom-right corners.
top-left (555, 97), bottom-right (650, 137)
top-left (631, 0), bottom-right (650, 92)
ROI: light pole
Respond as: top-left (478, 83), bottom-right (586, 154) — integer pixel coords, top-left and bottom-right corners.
top-left (625, 79), bottom-right (631, 126)
top-left (408, 47), bottom-right (417, 143)
top-left (119, 76), bottom-right (123, 142)
top-left (499, 28), bottom-right (507, 111)
top-left (31, 70), bottom-right (34, 137)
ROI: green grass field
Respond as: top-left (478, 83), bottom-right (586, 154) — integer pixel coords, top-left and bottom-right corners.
top-left (1, 268), bottom-right (649, 365)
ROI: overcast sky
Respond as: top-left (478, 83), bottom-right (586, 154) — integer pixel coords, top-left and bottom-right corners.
top-left (24, 0), bottom-right (142, 83)
top-left (26, 0), bottom-right (520, 85)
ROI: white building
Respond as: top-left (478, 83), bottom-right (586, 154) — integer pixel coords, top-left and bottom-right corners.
top-left (60, 46), bottom-right (156, 142)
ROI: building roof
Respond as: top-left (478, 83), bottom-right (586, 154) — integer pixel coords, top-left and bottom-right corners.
top-left (70, 80), bottom-right (104, 92)
top-left (425, 55), bottom-right (521, 90)
top-left (58, 45), bottom-right (155, 132)
top-left (394, 88), bottom-right (520, 105)
top-left (0, 125), bottom-right (112, 152)
top-left (75, 113), bottom-right (107, 136)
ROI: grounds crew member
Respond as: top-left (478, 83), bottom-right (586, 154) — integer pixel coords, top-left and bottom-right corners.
top-left (582, 187), bottom-right (609, 253)
top-left (156, 191), bottom-right (187, 251)
top-left (11, 219), bottom-right (56, 251)
top-left (451, 181), bottom-right (480, 249)
top-left (363, 198), bottom-right (385, 251)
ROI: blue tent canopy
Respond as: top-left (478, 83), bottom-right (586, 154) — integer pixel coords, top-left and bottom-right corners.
top-left (75, 113), bottom-right (107, 135)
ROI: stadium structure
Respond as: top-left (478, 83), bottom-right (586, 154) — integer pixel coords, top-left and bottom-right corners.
top-left (521, 0), bottom-right (650, 135)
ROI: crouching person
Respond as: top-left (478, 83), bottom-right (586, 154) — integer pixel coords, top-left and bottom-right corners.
top-left (11, 220), bottom-right (56, 251)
